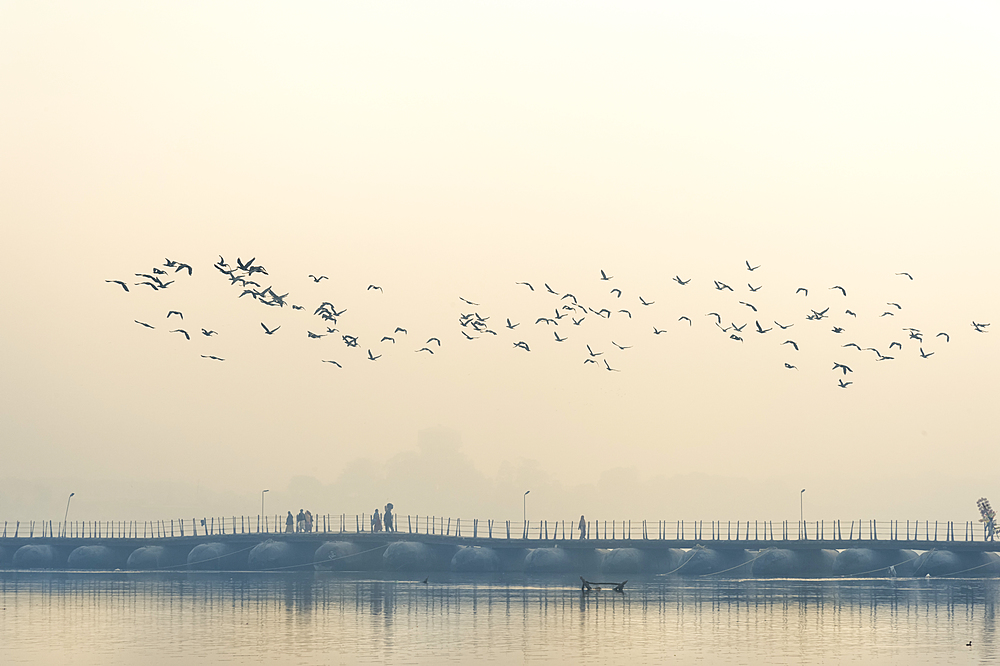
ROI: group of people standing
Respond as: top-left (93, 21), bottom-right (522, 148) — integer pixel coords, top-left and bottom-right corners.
top-left (286, 509), bottom-right (314, 533)
top-left (370, 503), bottom-right (395, 532)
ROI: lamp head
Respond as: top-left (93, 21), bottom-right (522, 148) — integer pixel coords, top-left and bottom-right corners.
top-left (524, 490), bottom-right (530, 496)
top-left (69, 492), bottom-right (75, 497)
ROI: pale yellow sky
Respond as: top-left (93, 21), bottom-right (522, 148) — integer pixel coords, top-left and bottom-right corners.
top-left (1, 2), bottom-right (998, 522)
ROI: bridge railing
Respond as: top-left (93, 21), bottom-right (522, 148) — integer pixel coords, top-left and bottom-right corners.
top-left (0, 517), bottom-right (994, 543)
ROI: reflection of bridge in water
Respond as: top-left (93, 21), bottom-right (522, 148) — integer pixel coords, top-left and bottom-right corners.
top-left (2, 516), bottom-right (998, 577)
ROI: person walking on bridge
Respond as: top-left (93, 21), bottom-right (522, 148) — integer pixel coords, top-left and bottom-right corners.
top-left (579, 515), bottom-right (587, 539)
top-left (384, 503), bottom-right (394, 532)
top-left (285, 511), bottom-right (294, 533)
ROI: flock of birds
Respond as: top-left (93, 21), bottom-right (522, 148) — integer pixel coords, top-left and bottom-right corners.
top-left (106, 256), bottom-right (990, 388)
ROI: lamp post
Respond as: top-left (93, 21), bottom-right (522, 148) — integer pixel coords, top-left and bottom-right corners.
top-left (800, 488), bottom-right (806, 539)
top-left (261, 489), bottom-right (269, 521)
top-left (63, 492), bottom-right (74, 537)
top-left (523, 490), bottom-right (530, 526)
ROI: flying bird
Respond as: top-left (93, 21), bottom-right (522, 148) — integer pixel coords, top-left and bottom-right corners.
top-left (544, 283), bottom-right (558, 294)
top-left (796, 287), bottom-right (808, 296)
top-left (554, 332), bottom-right (567, 342)
top-left (134, 320), bottom-right (154, 329)
top-left (572, 317), bottom-right (585, 326)
top-left (308, 275), bottom-right (328, 282)
top-left (513, 341), bottom-right (530, 351)
top-left (600, 269), bottom-right (613, 281)
top-left (889, 341), bottom-right (902, 350)
top-left (748, 284), bottom-right (761, 292)
top-left (516, 282), bottom-right (534, 291)
top-left (887, 302), bottom-right (902, 309)
top-left (261, 323), bottom-right (280, 335)
top-left (782, 340), bottom-right (799, 351)
top-left (832, 362), bottom-right (853, 375)
top-left (830, 286), bottom-right (847, 296)
top-left (896, 272), bottom-right (913, 280)
top-left (784, 363), bottom-right (797, 370)
top-left (706, 313), bottom-right (722, 324)
top-left (746, 261), bottom-right (760, 271)
top-left (381, 336), bottom-right (395, 343)
top-left (639, 296), bottom-right (654, 306)
top-left (832, 326), bottom-right (844, 334)
top-left (838, 379), bottom-right (852, 388)
top-left (603, 359), bottom-right (619, 372)
top-left (105, 280), bottom-right (129, 292)
top-left (201, 355), bottom-right (225, 361)
top-left (919, 347), bottom-right (934, 358)
top-left (201, 329), bottom-right (217, 336)
top-left (459, 297), bottom-right (479, 306)
top-left (169, 329), bottom-right (190, 340)
top-left (673, 276), bottom-right (690, 285)
top-left (612, 341), bottom-right (631, 350)
top-left (610, 288), bottom-right (622, 298)
top-left (842, 342), bottom-right (861, 350)
top-left (653, 327), bottom-right (667, 335)
top-left (173, 262), bottom-right (193, 276)
top-left (506, 319), bottom-right (518, 329)
top-left (936, 332), bottom-right (950, 342)
top-left (618, 310), bottom-right (632, 318)
top-left (367, 349), bottom-right (381, 361)
top-left (845, 310), bottom-right (857, 317)
top-left (774, 321), bottom-right (794, 330)
top-left (586, 345), bottom-right (602, 357)
top-left (427, 337), bottom-right (441, 346)
top-left (416, 347), bottom-right (434, 354)
top-left (167, 311), bottom-right (183, 319)
top-left (754, 321), bottom-right (771, 334)
top-left (714, 281), bottom-right (733, 291)
top-left (678, 316), bottom-right (691, 325)
top-left (321, 360), bottom-right (342, 367)
top-left (367, 285), bottom-right (383, 292)
top-left (739, 301), bottom-right (757, 312)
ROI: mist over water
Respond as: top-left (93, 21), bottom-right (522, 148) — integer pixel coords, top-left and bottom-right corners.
top-left (1, 572), bottom-right (995, 665)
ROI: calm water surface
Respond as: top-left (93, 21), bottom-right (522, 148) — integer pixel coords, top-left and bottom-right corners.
top-left (1, 572), bottom-right (996, 664)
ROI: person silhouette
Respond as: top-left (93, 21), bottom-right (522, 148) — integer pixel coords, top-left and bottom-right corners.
top-left (579, 515), bottom-right (587, 539)
top-left (384, 503), bottom-right (395, 532)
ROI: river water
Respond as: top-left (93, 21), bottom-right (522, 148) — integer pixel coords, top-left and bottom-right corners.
top-left (1, 572), bottom-right (996, 664)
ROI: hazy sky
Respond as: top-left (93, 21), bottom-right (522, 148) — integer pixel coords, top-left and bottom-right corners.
top-left (1, 2), bottom-right (998, 524)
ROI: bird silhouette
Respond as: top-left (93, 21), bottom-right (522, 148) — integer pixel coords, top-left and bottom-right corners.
top-left (170, 329), bottom-right (190, 340)
top-left (936, 332), bottom-right (950, 342)
top-left (544, 283), bottom-right (558, 294)
top-left (201, 329), bottom-right (217, 336)
top-left (459, 297), bottom-right (479, 306)
top-left (261, 323), bottom-right (280, 335)
top-left (105, 280), bottom-right (129, 292)
top-left (748, 284), bottom-right (761, 292)
top-left (830, 286), bottom-right (847, 296)
top-left (919, 348), bottom-right (934, 358)
top-left (321, 360), bottom-right (342, 367)
top-left (395, 327), bottom-right (408, 334)
top-left (416, 347), bottom-right (434, 354)
top-left (639, 296), bottom-right (654, 306)
top-left (678, 316), bottom-right (691, 326)
top-left (673, 276), bottom-right (690, 285)
top-left (796, 287), bottom-right (808, 296)
top-left (746, 261), bottom-right (760, 271)
top-left (782, 340), bottom-right (799, 351)
top-left (653, 327), bottom-right (667, 335)
top-left (755, 321), bottom-right (771, 334)
top-left (896, 272), bottom-right (913, 280)
top-left (513, 341), bottom-right (530, 351)
top-left (612, 341), bottom-right (631, 350)
top-left (784, 363), bottom-right (797, 369)
top-left (201, 355), bottom-right (225, 361)
top-left (774, 321), bottom-right (794, 330)
top-left (367, 285), bottom-right (383, 292)
top-left (367, 349), bottom-right (381, 361)
top-left (610, 288), bottom-right (622, 298)
top-left (167, 311), bottom-right (183, 319)
top-left (600, 269), bottom-right (613, 281)
top-left (506, 319), bottom-right (519, 329)
top-left (134, 320), bottom-right (154, 329)
top-left (427, 337), bottom-right (442, 346)
top-left (618, 310), bottom-right (632, 318)
top-left (554, 331), bottom-right (567, 342)
top-left (516, 282), bottom-right (534, 291)
top-left (832, 362), bottom-right (853, 375)
top-left (838, 379), bottom-right (852, 388)
top-left (586, 345), bottom-right (602, 357)
top-left (603, 359), bottom-right (619, 372)
top-left (308, 274), bottom-right (328, 282)
top-left (739, 301), bottom-right (757, 312)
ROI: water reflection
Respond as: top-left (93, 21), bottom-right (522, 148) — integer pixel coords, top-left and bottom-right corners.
top-left (1, 573), bottom-right (998, 664)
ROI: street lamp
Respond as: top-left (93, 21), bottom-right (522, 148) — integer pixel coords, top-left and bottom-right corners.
top-left (800, 489), bottom-right (806, 539)
top-left (523, 490), bottom-right (530, 525)
top-left (261, 489), bottom-right (269, 519)
top-left (63, 492), bottom-right (74, 537)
